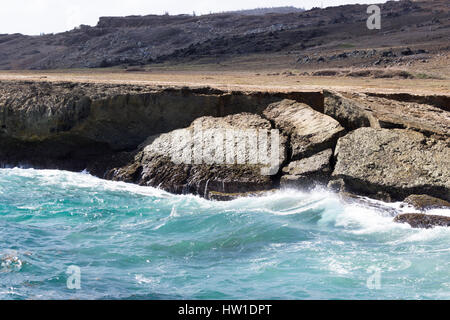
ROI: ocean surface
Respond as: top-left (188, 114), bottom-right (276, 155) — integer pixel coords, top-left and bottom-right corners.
top-left (0, 168), bottom-right (449, 300)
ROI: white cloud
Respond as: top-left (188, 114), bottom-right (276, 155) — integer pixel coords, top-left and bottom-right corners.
top-left (0, 0), bottom-right (387, 35)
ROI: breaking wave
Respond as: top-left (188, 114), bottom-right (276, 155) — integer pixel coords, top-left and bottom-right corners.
top-left (0, 168), bottom-right (449, 299)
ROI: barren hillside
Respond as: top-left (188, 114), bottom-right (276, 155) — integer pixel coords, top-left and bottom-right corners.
top-left (0, 0), bottom-right (448, 75)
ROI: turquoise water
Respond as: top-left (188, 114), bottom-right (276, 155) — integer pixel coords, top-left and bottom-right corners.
top-left (0, 168), bottom-right (449, 300)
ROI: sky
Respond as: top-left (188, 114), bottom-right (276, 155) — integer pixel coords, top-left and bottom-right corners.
top-left (1, 0), bottom-right (388, 35)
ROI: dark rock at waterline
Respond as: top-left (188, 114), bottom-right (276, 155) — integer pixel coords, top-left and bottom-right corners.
top-left (280, 149), bottom-right (333, 189)
top-left (394, 213), bottom-right (450, 229)
top-left (404, 194), bottom-right (450, 210)
top-left (208, 190), bottom-right (277, 201)
top-left (330, 128), bottom-right (450, 202)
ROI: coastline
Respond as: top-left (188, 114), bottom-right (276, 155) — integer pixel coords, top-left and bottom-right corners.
top-left (0, 79), bottom-right (449, 226)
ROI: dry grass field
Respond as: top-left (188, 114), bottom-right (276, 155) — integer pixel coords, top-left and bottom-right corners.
top-left (0, 67), bottom-right (448, 96)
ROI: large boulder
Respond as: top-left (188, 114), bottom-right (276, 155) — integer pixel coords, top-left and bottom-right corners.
top-left (330, 128), bottom-right (450, 201)
top-left (263, 99), bottom-right (345, 160)
top-left (394, 214), bottom-right (450, 229)
top-left (106, 113), bottom-right (287, 197)
top-left (280, 149), bottom-right (333, 189)
top-left (323, 90), bottom-right (450, 136)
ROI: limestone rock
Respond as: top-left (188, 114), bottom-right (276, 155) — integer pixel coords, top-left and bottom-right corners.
top-left (0, 81), bottom-right (286, 151)
top-left (107, 113), bottom-right (287, 197)
top-left (280, 149), bottom-right (333, 189)
top-left (323, 90), bottom-right (374, 130)
top-left (394, 214), bottom-right (450, 229)
top-left (323, 90), bottom-right (450, 136)
top-left (263, 99), bottom-right (345, 160)
top-left (330, 128), bottom-right (450, 201)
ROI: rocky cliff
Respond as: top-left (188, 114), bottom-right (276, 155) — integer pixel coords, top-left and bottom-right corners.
top-left (0, 80), bottom-right (449, 209)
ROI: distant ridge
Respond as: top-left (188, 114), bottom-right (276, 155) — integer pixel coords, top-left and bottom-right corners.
top-left (0, 0), bottom-right (448, 70)
top-left (224, 6), bottom-right (305, 15)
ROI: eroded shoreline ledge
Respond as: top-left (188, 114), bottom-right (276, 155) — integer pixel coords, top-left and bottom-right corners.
top-left (0, 80), bottom-right (449, 225)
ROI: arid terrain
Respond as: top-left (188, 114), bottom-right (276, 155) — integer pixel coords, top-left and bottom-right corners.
top-left (0, 67), bottom-right (448, 95)
top-left (0, 0), bottom-right (448, 78)
top-left (0, 1), bottom-right (448, 95)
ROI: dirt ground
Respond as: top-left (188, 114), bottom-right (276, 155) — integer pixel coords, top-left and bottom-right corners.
top-left (0, 68), bottom-right (448, 96)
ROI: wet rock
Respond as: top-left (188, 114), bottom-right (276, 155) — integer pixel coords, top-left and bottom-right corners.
top-left (107, 113), bottom-right (287, 197)
top-left (394, 213), bottom-right (450, 229)
top-left (338, 192), bottom-right (399, 216)
top-left (208, 189), bottom-right (277, 201)
top-left (263, 99), bottom-right (345, 160)
top-left (280, 149), bottom-right (333, 189)
top-left (404, 194), bottom-right (450, 210)
top-left (330, 128), bottom-right (450, 201)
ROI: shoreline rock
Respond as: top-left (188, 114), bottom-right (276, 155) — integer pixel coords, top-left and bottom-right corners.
top-left (394, 214), bottom-right (450, 229)
top-left (404, 194), bottom-right (450, 211)
top-left (106, 113), bottom-right (286, 197)
top-left (330, 128), bottom-right (450, 202)
top-left (208, 190), bottom-right (277, 201)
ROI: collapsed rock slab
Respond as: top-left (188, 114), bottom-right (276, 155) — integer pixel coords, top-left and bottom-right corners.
top-left (394, 214), bottom-right (450, 229)
top-left (263, 99), bottom-right (345, 160)
top-left (107, 113), bottom-right (286, 197)
top-left (323, 90), bottom-right (450, 136)
top-left (323, 90), bottom-right (374, 130)
top-left (280, 149), bottom-right (333, 189)
top-left (330, 128), bottom-right (450, 201)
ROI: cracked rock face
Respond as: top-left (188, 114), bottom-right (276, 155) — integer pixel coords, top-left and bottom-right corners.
top-left (264, 99), bottom-right (345, 160)
top-left (331, 128), bottom-right (450, 201)
top-left (107, 113), bottom-right (287, 197)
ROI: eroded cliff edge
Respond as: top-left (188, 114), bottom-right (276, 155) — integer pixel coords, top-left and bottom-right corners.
top-left (0, 80), bottom-right (449, 209)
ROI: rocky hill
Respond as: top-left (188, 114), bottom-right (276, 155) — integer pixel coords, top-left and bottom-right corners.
top-left (0, 0), bottom-right (448, 70)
